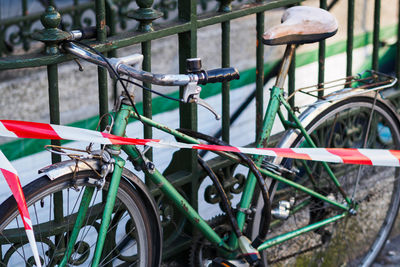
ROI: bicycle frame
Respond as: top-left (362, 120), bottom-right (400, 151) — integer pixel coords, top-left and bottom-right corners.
top-left (60, 44), bottom-right (355, 266)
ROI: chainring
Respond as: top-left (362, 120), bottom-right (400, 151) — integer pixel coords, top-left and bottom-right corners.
top-left (189, 215), bottom-right (232, 267)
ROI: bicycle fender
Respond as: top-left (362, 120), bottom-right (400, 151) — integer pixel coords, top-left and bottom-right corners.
top-left (39, 159), bottom-right (163, 266)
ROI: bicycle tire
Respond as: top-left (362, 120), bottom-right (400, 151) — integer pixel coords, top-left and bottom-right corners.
top-left (0, 170), bottom-right (158, 267)
top-left (248, 95), bottom-right (400, 266)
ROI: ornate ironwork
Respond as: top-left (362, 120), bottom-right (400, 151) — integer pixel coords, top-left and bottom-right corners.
top-left (0, 0), bottom-right (236, 56)
top-left (0, 0), bottom-right (395, 263)
top-left (31, 6), bottom-right (70, 55)
top-left (0, 1), bottom-right (95, 56)
top-left (154, 0), bottom-right (177, 20)
top-left (127, 0), bottom-right (163, 32)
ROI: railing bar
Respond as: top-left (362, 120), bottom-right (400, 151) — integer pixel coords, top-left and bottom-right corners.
top-left (95, 0), bottom-right (108, 131)
top-left (0, 0), bottom-right (308, 70)
top-left (176, 0), bottom-right (201, 239)
top-left (347, 0), bottom-right (354, 76)
top-left (73, 0), bottom-right (80, 28)
top-left (47, 65), bottom-right (61, 163)
top-left (222, 20), bottom-right (230, 143)
top-left (178, 0), bottom-right (198, 210)
top-left (372, 0), bottom-right (381, 71)
top-left (105, 1), bottom-right (118, 102)
top-left (288, 50), bottom-right (295, 119)
top-left (197, 0), bottom-right (305, 27)
top-left (318, 0), bottom-right (327, 97)
top-left (142, 41), bottom-right (153, 162)
top-left (22, 0), bottom-right (29, 51)
top-left (0, 2), bottom-right (94, 26)
top-left (397, 0), bottom-right (400, 83)
top-left (255, 11), bottom-right (264, 142)
top-left (47, 63), bottom-right (64, 248)
top-left (0, 0), bottom-right (302, 28)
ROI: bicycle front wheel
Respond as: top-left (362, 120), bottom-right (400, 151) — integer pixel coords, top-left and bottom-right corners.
top-left (0, 170), bottom-right (158, 267)
top-left (249, 95), bottom-right (400, 266)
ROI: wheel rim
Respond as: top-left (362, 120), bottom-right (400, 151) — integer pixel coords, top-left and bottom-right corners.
top-left (249, 97), bottom-right (400, 266)
top-left (0, 173), bottom-right (150, 267)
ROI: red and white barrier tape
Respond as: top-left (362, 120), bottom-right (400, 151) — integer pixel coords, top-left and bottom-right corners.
top-left (0, 151), bottom-right (42, 267)
top-left (0, 119), bottom-right (398, 263)
top-left (0, 119), bottom-right (400, 167)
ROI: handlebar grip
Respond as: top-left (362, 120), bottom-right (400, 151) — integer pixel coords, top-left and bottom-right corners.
top-left (70, 26), bottom-right (111, 41)
top-left (198, 68), bottom-right (240, 85)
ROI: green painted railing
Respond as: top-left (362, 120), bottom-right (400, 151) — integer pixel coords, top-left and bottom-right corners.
top-left (1, 0), bottom-right (400, 260)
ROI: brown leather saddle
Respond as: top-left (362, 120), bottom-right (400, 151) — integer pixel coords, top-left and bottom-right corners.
top-left (263, 6), bottom-right (338, 45)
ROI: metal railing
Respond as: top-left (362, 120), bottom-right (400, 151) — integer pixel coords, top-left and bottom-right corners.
top-left (0, 0), bottom-right (399, 259)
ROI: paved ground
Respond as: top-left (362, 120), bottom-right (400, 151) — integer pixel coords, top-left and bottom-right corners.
top-left (373, 235), bottom-right (400, 267)
top-left (161, 235), bottom-right (400, 266)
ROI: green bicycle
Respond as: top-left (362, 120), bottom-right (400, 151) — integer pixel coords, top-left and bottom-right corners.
top-left (0, 6), bottom-right (400, 267)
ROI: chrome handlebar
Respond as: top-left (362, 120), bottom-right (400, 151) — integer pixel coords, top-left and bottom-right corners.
top-left (63, 42), bottom-right (222, 119)
top-left (63, 42), bottom-right (198, 86)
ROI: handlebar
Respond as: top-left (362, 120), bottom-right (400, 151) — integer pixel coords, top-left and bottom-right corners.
top-left (198, 68), bottom-right (240, 85)
top-left (63, 42), bottom-right (240, 87)
top-left (63, 39), bottom-right (240, 119)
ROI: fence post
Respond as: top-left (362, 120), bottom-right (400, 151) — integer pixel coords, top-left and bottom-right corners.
top-left (178, 0), bottom-right (199, 222)
top-left (95, 0), bottom-right (108, 131)
top-left (219, 0), bottom-right (232, 144)
top-left (128, 0), bottom-right (162, 167)
top-left (372, 0), bottom-right (381, 71)
top-left (255, 1), bottom-right (264, 142)
top-left (31, 5), bottom-right (71, 250)
top-left (347, 0), bottom-right (355, 76)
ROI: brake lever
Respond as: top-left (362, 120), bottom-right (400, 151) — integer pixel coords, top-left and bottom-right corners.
top-left (183, 82), bottom-right (221, 120)
top-left (194, 98), bottom-right (221, 120)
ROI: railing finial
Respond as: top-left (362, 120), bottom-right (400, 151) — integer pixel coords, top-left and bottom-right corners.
top-left (127, 0), bottom-right (163, 32)
top-left (218, 0), bottom-right (233, 13)
top-left (31, 6), bottom-right (70, 55)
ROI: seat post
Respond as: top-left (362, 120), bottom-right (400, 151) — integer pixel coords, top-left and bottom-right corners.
top-left (275, 44), bottom-right (296, 88)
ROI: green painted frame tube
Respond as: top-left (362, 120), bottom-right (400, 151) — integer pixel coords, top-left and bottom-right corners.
top-left (257, 213), bottom-right (347, 251)
top-left (280, 95), bottom-right (352, 205)
top-left (130, 102), bottom-right (349, 233)
top-left (151, 169), bottom-right (231, 250)
top-left (121, 144), bottom-right (232, 251)
top-left (92, 156), bottom-right (125, 267)
top-left (237, 85), bottom-right (283, 230)
top-left (59, 186), bottom-right (95, 267)
top-left (102, 99), bottom-right (350, 257)
top-left (130, 107), bottom-right (243, 162)
top-left (257, 164), bottom-right (348, 211)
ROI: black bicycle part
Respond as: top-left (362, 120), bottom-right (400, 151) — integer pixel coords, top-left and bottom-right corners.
top-left (197, 155), bottom-right (242, 239)
top-left (70, 26), bottom-right (111, 41)
top-left (197, 68), bottom-right (240, 85)
top-left (176, 128), bottom-right (272, 246)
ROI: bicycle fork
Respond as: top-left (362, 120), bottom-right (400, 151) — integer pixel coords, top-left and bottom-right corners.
top-left (58, 155), bottom-right (123, 267)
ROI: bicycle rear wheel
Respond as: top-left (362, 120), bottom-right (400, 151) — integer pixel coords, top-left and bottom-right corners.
top-left (0, 170), bottom-right (158, 267)
top-left (248, 96), bottom-right (400, 266)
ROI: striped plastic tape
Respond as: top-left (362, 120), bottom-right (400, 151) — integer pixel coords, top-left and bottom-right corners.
top-left (0, 120), bottom-right (400, 167)
top-left (0, 150), bottom-right (42, 267)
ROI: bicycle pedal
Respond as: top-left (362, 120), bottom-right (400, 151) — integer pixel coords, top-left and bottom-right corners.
top-left (211, 257), bottom-right (248, 267)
